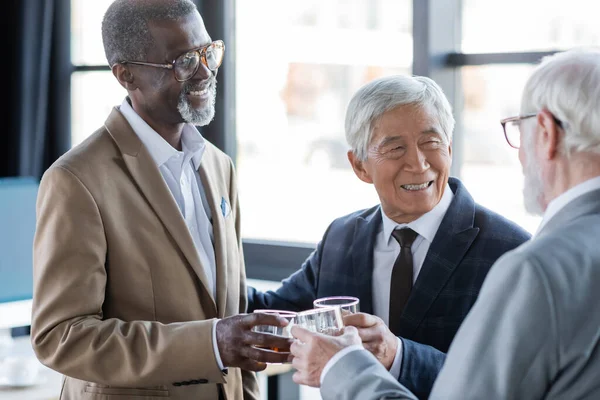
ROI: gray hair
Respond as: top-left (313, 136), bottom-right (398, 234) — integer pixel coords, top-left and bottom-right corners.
top-left (102, 0), bottom-right (198, 67)
top-left (345, 75), bottom-right (455, 161)
top-left (521, 47), bottom-right (600, 156)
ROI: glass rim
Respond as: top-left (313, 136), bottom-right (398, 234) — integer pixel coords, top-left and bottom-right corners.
top-left (252, 309), bottom-right (297, 317)
top-left (313, 296), bottom-right (360, 307)
top-left (297, 306), bottom-right (341, 316)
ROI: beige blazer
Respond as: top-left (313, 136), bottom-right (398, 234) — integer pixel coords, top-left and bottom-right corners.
top-left (31, 107), bottom-right (258, 400)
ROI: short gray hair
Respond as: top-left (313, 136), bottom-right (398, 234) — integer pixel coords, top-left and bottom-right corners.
top-left (102, 0), bottom-right (198, 67)
top-left (345, 75), bottom-right (455, 161)
top-left (521, 47), bottom-right (600, 156)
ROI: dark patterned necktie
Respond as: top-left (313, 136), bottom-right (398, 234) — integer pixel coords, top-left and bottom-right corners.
top-left (389, 228), bottom-right (418, 335)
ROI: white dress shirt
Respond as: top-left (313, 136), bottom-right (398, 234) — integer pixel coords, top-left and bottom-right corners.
top-left (321, 184), bottom-right (454, 384)
top-left (119, 99), bottom-right (224, 369)
top-left (535, 176), bottom-right (600, 236)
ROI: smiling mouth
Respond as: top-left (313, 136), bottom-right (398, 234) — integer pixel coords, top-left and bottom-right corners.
top-left (400, 181), bottom-right (434, 191)
top-left (188, 87), bottom-right (209, 96)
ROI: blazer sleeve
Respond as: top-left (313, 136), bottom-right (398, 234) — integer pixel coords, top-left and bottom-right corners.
top-left (398, 339), bottom-right (446, 399)
top-left (321, 349), bottom-right (419, 400)
top-left (246, 223), bottom-right (335, 313)
top-left (31, 165), bottom-right (226, 387)
top-left (228, 159), bottom-right (260, 400)
top-left (429, 251), bottom-right (557, 399)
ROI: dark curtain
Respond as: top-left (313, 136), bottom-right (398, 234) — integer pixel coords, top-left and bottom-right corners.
top-left (2, 0), bottom-right (71, 179)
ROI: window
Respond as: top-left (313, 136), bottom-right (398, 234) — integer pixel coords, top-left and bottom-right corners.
top-left (460, 65), bottom-right (542, 233)
top-left (71, 0), bottom-right (113, 65)
top-left (70, 0), bottom-right (117, 147)
top-left (462, 0), bottom-right (600, 52)
top-left (236, 0), bottom-right (412, 243)
top-left (454, 0), bottom-right (594, 234)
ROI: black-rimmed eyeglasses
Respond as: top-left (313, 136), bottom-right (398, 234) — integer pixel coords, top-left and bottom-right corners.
top-left (500, 113), bottom-right (563, 149)
top-left (120, 40), bottom-right (225, 82)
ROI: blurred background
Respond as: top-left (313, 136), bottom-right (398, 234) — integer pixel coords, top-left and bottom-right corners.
top-left (66, 0), bottom-right (600, 244)
top-left (3, 0), bottom-right (600, 399)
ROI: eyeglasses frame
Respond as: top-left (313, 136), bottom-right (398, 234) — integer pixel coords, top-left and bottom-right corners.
top-left (119, 40), bottom-right (225, 82)
top-left (500, 113), bottom-right (563, 149)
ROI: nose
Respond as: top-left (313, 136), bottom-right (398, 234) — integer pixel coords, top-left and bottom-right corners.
top-left (403, 145), bottom-right (429, 173)
top-left (191, 60), bottom-right (212, 81)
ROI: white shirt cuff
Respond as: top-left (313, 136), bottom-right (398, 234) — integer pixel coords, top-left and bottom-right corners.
top-left (319, 344), bottom-right (364, 386)
top-left (389, 337), bottom-right (403, 379)
top-left (212, 319), bottom-right (225, 370)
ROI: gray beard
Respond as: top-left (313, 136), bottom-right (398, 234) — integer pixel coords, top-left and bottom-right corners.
top-left (522, 147), bottom-right (545, 216)
top-left (177, 81), bottom-right (217, 126)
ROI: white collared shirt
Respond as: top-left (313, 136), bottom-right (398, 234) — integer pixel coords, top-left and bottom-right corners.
top-left (119, 99), bottom-right (216, 298)
top-left (535, 176), bottom-right (600, 236)
top-left (375, 184), bottom-right (454, 379)
top-left (373, 184), bottom-right (454, 325)
top-left (119, 99), bottom-right (225, 370)
top-left (321, 185), bottom-right (455, 384)
top-left (321, 184), bottom-right (454, 384)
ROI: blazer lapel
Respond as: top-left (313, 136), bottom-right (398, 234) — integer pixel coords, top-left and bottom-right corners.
top-left (351, 207), bottom-right (382, 315)
top-left (104, 108), bottom-right (217, 316)
top-left (199, 164), bottom-right (228, 318)
top-left (398, 178), bottom-right (479, 338)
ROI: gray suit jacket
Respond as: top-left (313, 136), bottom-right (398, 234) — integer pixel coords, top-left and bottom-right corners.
top-left (321, 188), bottom-right (600, 400)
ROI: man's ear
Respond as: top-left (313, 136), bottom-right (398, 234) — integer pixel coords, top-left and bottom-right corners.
top-left (112, 64), bottom-right (138, 91)
top-left (348, 151), bottom-right (373, 184)
top-left (537, 109), bottom-right (561, 160)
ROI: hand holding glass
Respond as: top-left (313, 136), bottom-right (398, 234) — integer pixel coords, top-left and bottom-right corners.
top-left (252, 310), bottom-right (296, 353)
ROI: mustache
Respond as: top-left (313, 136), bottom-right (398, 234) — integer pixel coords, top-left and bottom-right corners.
top-left (182, 77), bottom-right (217, 93)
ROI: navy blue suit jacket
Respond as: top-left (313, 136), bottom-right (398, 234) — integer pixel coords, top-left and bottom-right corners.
top-left (248, 178), bottom-right (531, 398)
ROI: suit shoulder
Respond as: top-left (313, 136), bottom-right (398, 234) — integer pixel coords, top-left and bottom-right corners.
top-left (43, 127), bottom-right (115, 181)
top-left (317, 205), bottom-right (380, 244)
top-left (519, 217), bottom-right (600, 270)
top-left (327, 205), bottom-right (380, 229)
top-left (473, 203), bottom-right (531, 244)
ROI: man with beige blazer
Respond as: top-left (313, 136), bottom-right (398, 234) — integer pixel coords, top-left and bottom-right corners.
top-left (289, 48), bottom-right (600, 400)
top-left (31, 1), bottom-right (290, 399)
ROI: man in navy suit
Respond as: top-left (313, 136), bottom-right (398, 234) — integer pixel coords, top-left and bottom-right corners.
top-left (248, 75), bottom-right (530, 398)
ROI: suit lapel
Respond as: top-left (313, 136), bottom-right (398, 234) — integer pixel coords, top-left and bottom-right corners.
top-left (104, 108), bottom-right (217, 316)
top-left (398, 178), bottom-right (479, 338)
top-left (351, 207), bottom-right (382, 315)
top-left (199, 164), bottom-right (228, 318)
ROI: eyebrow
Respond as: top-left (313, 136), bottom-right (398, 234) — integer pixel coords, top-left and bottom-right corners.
top-left (377, 128), bottom-right (442, 147)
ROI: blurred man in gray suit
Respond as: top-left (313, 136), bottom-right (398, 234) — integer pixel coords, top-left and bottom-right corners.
top-left (289, 47), bottom-right (600, 400)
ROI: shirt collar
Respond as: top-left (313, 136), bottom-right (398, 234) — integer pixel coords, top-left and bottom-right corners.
top-left (381, 183), bottom-right (454, 246)
top-left (119, 98), bottom-right (206, 169)
top-left (535, 175), bottom-right (600, 236)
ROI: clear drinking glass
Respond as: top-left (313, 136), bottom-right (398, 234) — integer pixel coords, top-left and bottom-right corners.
top-left (251, 310), bottom-right (297, 353)
top-left (295, 306), bottom-right (344, 336)
top-left (313, 296), bottom-right (360, 314)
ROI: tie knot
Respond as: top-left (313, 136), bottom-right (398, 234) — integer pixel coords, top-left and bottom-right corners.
top-left (391, 228), bottom-right (418, 248)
